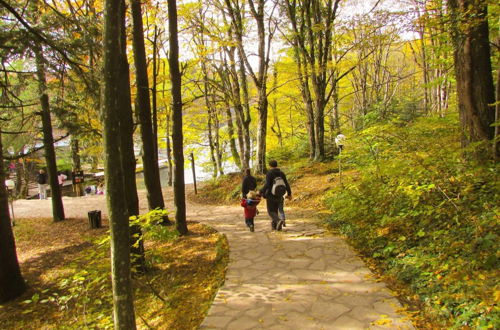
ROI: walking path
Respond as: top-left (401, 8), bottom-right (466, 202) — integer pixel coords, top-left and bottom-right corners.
top-left (194, 203), bottom-right (414, 329)
top-left (11, 189), bottom-right (414, 329)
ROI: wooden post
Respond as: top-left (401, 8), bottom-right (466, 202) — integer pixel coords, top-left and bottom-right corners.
top-left (190, 152), bottom-right (197, 195)
top-left (338, 148), bottom-right (342, 186)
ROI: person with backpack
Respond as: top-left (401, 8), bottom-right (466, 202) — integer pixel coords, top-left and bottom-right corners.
top-left (37, 169), bottom-right (48, 200)
top-left (259, 160), bottom-right (292, 231)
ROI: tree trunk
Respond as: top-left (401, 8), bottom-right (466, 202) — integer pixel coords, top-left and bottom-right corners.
top-left (102, 0), bottom-right (137, 326)
top-left (255, 89), bottom-right (268, 172)
top-left (34, 44), bottom-right (65, 222)
top-left (270, 67), bottom-right (283, 147)
top-left (165, 106), bottom-right (173, 187)
top-left (118, 2), bottom-right (150, 269)
top-left (247, 0), bottom-right (272, 174)
top-left (0, 133), bottom-right (26, 303)
top-left (207, 107), bottom-right (218, 178)
top-left (226, 46), bottom-right (246, 169)
top-left (213, 105), bottom-right (224, 176)
top-left (225, 106), bottom-right (241, 168)
top-left (151, 26), bottom-right (160, 162)
top-left (495, 35), bottom-right (500, 161)
top-left (70, 137), bottom-right (83, 197)
top-left (238, 49), bottom-right (251, 170)
top-left (130, 0), bottom-right (165, 211)
top-left (168, 0), bottom-right (188, 235)
top-left (449, 0), bottom-right (495, 154)
top-left (163, 64), bottom-right (173, 187)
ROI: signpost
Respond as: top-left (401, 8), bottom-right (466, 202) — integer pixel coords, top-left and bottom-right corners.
top-left (190, 153), bottom-right (197, 195)
top-left (335, 134), bottom-right (346, 186)
top-left (72, 170), bottom-right (84, 197)
top-left (5, 179), bottom-right (15, 226)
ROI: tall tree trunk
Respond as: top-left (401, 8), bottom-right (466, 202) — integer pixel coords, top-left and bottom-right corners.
top-left (151, 26), bottom-right (160, 161)
top-left (495, 35), bottom-right (500, 161)
top-left (223, 0), bottom-right (251, 170)
top-left (0, 133), bottom-right (26, 303)
top-left (130, 0), bottom-right (165, 211)
top-left (255, 89), bottom-right (268, 172)
top-left (103, 0), bottom-right (137, 326)
top-left (226, 45), bottom-right (246, 169)
top-left (225, 106), bottom-right (241, 168)
top-left (165, 106), bottom-right (173, 187)
top-left (270, 67), bottom-right (283, 147)
top-left (34, 44), bottom-right (65, 222)
top-left (163, 63), bottom-right (173, 186)
top-left (213, 104), bottom-right (224, 176)
top-left (449, 0), bottom-right (495, 155)
top-left (238, 49), bottom-right (251, 170)
top-left (70, 137), bottom-right (83, 197)
top-left (248, 0), bottom-right (271, 173)
top-left (207, 107), bottom-right (218, 178)
top-left (168, 0), bottom-right (188, 235)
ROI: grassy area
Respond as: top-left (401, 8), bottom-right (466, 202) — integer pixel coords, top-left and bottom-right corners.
top-left (324, 116), bottom-right (499, 328)
top-left (0, 215), bottom-right (228, 329)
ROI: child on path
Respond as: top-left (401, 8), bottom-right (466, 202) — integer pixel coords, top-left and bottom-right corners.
top-left (240, 190), bottom-right (261, 232)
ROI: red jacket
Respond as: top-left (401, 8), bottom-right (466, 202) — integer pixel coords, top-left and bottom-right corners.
top-left (241, 198), bottom-right (260, 218)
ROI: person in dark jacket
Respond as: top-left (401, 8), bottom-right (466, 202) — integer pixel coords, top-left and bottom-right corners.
top-left (37, 169), bottom-right (48, 200)
top-left (241, 168), bottom-right (257, 198)
top-left (259, 160), bottom-right (292, 231)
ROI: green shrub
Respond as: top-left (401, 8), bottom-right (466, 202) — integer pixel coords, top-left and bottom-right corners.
top-left (324, 115), bottom-right (499, 328)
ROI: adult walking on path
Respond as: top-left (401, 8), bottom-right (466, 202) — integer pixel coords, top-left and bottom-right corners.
top-left (259, 160), bottom-right (291, 231)
top-left (241, 169), bottom-right (257, 198)
top-left (37, 169), bottom-right (48, 200)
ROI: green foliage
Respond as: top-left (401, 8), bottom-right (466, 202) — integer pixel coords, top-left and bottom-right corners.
top-left (131, 209), bottom-right (178, 239)
top-left (324, 115), bottom-right (499, 328)
top-left (266, 136), bottom-right (310, 164)
top-left (21, 235), bottom-right (114, 329)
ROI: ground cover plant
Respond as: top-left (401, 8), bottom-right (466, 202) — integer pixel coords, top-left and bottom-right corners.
top-left (0, 213), bottom-right (228, 329)
top-left (325, 115), bottom-right (499, 328)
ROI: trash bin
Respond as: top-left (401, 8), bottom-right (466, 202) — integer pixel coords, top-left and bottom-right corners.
top-left (88, 210), bottom-right (102, 229)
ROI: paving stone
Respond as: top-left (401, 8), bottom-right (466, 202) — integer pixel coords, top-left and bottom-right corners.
top-left (373, 299), bottom-right (402, 316)
top-left (226, 316), bottom-right (261, 329)
top-left (347, 306), bottom-right (382, 322)
top-left (200, 316), bottom-right (233, 328)
top-left (329, 314), bottom-right (366, 329)
top-left (310, 302), bottom-right (351, 320)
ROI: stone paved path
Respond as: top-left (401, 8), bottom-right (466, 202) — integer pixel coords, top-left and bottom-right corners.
top-left (193, 202), bottom-right (415, 329)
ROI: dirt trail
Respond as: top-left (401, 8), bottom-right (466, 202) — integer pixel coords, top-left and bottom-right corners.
top-left (11, 187), bottom-right (414, 329)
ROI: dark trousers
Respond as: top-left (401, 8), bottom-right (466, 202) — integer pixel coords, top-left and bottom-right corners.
top-left (266, 197), bottom-right (281, 229)
top-left (245, 218), bottom-right (254, 227)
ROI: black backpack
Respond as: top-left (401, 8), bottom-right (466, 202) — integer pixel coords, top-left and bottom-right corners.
top-left (271, 176), bottom-right (287, 197)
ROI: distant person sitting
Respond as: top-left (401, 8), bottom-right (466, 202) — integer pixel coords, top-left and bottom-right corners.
top-left (96, 183), bottom-right (104, 195)
top-left (37, 169), bottom-right (48, 200)
top-left (85, 185), bottom-right (96, 195)
top-left (241, 168), bottom-right (257, 198)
